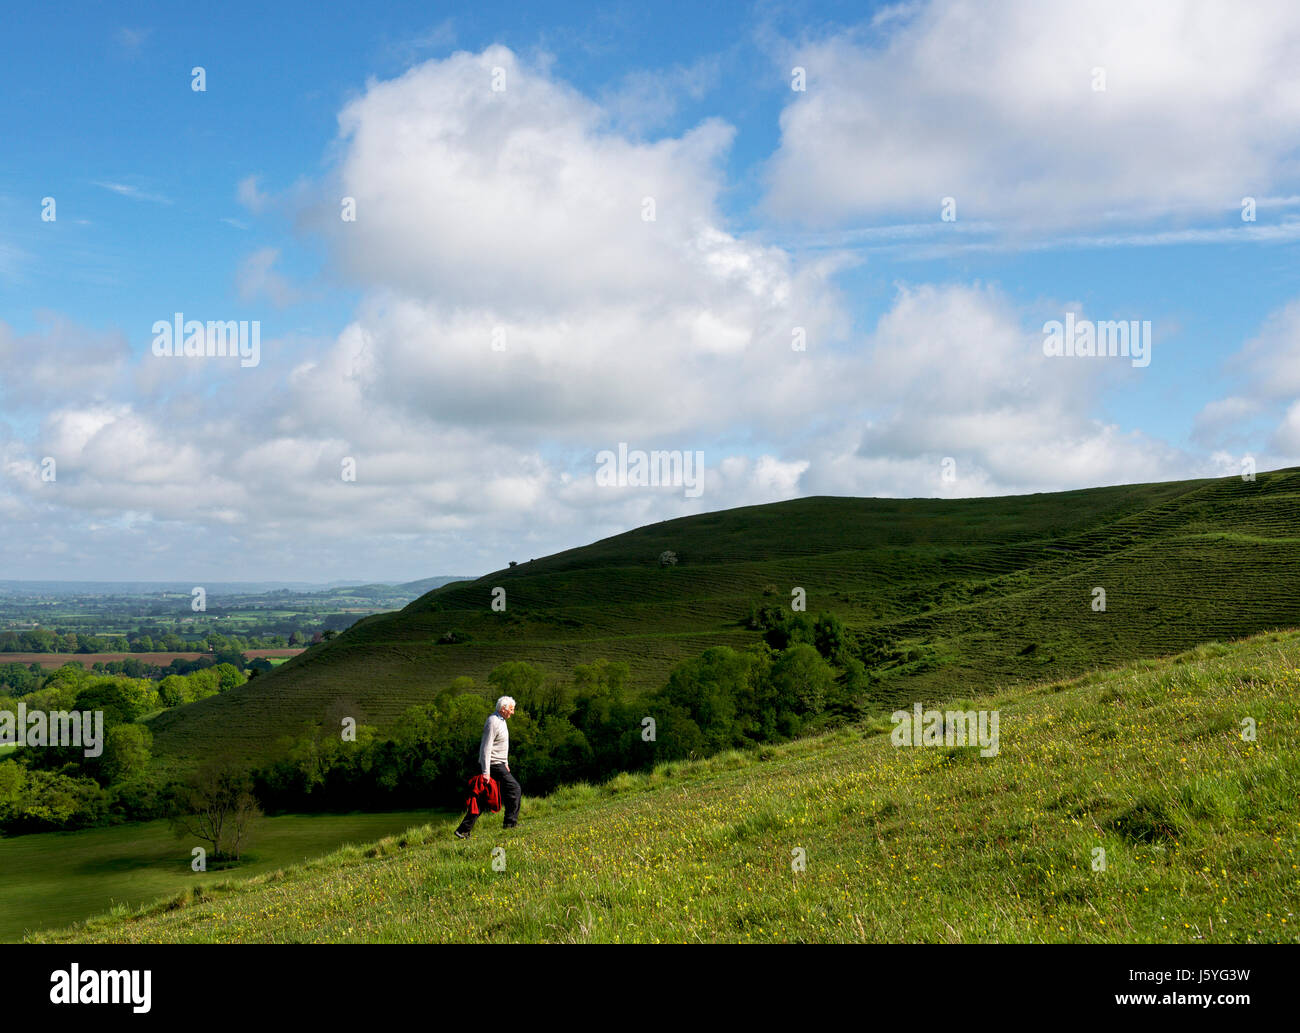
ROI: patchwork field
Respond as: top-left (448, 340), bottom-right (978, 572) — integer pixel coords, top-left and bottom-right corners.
top-left (2, 649), bottom-right (304, 669)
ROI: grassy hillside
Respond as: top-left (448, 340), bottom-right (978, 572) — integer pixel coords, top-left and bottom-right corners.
top-left (37, 629), bottom-right (1299, 943)
top-left (150, 469), bottom-right (1300, 760)
top-left (0, 809), bottom-right (445, 943)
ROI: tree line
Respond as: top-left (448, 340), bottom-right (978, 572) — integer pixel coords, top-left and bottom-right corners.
top-left (254, 610), bottom-right (874, 813)
top-left (2, 607), bottom-right (893, 850)
top-left (0, 629), bottom-right (295, 654)
top-left (0, 663), bottom-right (247, 834)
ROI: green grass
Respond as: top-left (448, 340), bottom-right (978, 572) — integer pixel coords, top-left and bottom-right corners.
top-left (0, 809), bottom-right (447, 942)
top-left (36, 630), bottom-right (1299, 943)
top-left (149, 469), bottom-right (1300, 761)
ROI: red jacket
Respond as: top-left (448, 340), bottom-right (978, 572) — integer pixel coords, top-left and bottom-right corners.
top-left (465, 774), bottom-right (501, 815)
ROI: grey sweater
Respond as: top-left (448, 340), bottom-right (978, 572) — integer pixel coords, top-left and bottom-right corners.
top-left (479, 712), bottom-right (509, 776)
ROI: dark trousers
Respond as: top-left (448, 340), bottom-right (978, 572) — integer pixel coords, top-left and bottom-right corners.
top-left (456, 763), bottom-right (521, 836)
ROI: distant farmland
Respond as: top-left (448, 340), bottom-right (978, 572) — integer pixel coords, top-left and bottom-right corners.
top-left (2, 649), bottom-right (305, 669)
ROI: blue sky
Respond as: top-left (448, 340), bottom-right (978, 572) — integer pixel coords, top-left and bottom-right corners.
top-left (2, 0), bottom-right (1299, 581)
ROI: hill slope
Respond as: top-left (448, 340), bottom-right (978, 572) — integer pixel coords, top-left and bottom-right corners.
top-left (40, 629), bottom-right (1300, 943)
top-left (151, 468), bottom-right (1300, 759)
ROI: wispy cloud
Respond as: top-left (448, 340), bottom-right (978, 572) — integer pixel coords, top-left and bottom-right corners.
top-left (93, 181), bottom-right (172, 205)
top-left (113, 27), bottom-right (151, 55)
top-left (381, 19), bottom-right (456, 69)
top-left (600, 53), bottom-right (725, 135)
top-left (776, 217), bottom-right (1300, 261)
top-left (0, 238), bottom-right (28, 281)
top-left (909, 220), bottom-right (1300, 261)
top-left (235, 247), bottom-right (304, 307)
top-left (237, 175), bottom-right (271, 214)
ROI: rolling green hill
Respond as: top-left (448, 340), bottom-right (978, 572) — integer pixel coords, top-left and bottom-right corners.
top-left (150, 468), bottom-right (1300, 760)
top-left (0, 810), bottom-right (445, 943)
top-left (36, 629), bottom-right (1300, 943)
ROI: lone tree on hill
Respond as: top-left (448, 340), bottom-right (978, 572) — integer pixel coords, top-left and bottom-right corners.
top-left (169, 757), bottom-right (262, 862)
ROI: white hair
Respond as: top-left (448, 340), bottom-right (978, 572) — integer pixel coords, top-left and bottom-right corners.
top-left (496, 696), bottom-right (516, 713)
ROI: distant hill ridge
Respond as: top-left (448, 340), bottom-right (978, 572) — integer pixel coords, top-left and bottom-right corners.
top-left (149, 468), bottom-right (1300, 760)
top-left (0, 577), bottom-right (474, 597)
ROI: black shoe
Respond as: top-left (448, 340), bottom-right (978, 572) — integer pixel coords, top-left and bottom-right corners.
top-left (454, 830), bottom-right (470, 839)
top-left (502, 823), bottom-right (517, 830)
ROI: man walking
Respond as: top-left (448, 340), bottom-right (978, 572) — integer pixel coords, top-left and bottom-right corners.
top-left (455, 696), bottom-right (521, 838)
